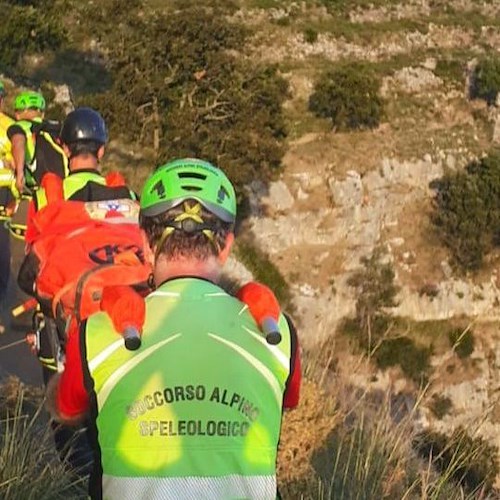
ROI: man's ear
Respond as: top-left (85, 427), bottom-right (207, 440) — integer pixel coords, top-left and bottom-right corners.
top-left (141, 230), bottom-right (155, 267)
top-left (63, 144), bottom-right (71, 158)
top-left (97, 145), bottom-right (105, 161)
top-left (218, 232), bottom-right (234, 265)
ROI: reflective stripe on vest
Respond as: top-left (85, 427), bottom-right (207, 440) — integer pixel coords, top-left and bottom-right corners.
top-left (15, 119), bottom-right (39, 165)
top-left (15, 119), bottom-right (68, 187)
top-left (39, 130), bottom-right (69, 176)
top-left (85, 278), bottom-right (292, 499)
top-left (102, 474), bottom-right (276, 500)
top-left (0, 112), bottom-right (14, 164)
top-left (35, 171), bottom-right (107, 210)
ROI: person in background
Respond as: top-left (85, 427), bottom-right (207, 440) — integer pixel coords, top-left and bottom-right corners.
top-left (47, 158), bottom-right (301, 500)
top-left (20, 106), bottom-right (137, 378)
top-left (23, 106), bottom-right (136, 245)
top-left (8, 90), bottom-right (67, 193)
top-left (18, 106), bottom-right (138, 476)
top-left (0, 80), bottom-right (14, 331)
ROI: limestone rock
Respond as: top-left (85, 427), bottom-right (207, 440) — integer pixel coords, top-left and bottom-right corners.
top-left (263, 180), bottom-right (295, 212)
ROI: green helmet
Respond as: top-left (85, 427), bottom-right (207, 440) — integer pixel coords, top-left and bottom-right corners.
top-left (140, 158), bottom-right (237, 223)
top-left (14, 91), bottom-right (46, 112)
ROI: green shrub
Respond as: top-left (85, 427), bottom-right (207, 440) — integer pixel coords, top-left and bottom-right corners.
top-left (431, 151), bottom-right (500, 271)
top-left (448, 328), bottom-right (475, 359)
top-left (347, 247), bottom-right (399, 339)
top-left (340, 249), bottom-right (434, 382)
top-left (429, 394), bottom-right (453, 419)
top-left (375, 337), bottom-right (431, 384)
top-left (473, 55), bottom-right (500, 105)
top-left (434, 58), bottom-right (464, 86)
top-left (415, 428), bottom-right (499, 495)
top-left (233, 239), bottom-right (292, 311)
top-left (309, 63), bottom-right (383, 130)
top-left (302, 27), bottom-right (318, 44)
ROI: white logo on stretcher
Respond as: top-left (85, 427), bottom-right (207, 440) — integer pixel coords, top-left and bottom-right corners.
top-left (97, 201), bottom-right (131, 212)
top-left (84, 198), bottom-right (140, 222)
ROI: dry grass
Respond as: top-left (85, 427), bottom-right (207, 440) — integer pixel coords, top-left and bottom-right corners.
top-left (0, 376), bottom-right (44, 420)
top-left (0, 379), bottom-right (87, 499)
top-left (277, 340), bottom-right (498, 499)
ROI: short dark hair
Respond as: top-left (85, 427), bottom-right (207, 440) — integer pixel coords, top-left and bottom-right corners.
top-left (139, 202), bottom-right (233, 260)
top-left (66, 140), bottom-right (102, 158)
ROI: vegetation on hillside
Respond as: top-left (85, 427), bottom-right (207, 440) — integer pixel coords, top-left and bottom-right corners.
top-left (71, 1), bottom-right (289, 197)
top-left (1, 1), bottom-right (500, 497)
top-left (309, 63), bottom-right (383, 131)
top-left (279, 346), bottom-right (498, 499)
top-left (472, 55), bottom-right (500, 106)
top-left (0, 0), bottom-right (289, 199)
top-left (342, 248), bottom-right (433, 384)
top-left (3, 366), bottom-right (498, 499)
top-left (0, 378), bottom-right (86, 499)
top-left (431, 150), bottom-right (500, 271)
top-left (415, 427), bottom-right (499, 495)
top-left (0, 0), bottom-right (67, 69)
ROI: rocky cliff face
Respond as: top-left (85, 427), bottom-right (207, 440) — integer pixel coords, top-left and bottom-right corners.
top-left (247, 154), bottom-right (499, 344)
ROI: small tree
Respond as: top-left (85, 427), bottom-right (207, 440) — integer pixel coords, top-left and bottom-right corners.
top-left (472, 55), bottom-right (500, 105)
top-left (77, 2), bottom-right (288, 198)
top-left (448, 328), bottom-right (475, 359)
top-left (431, 151), bottom-right (500, 271)
top-left (347, 247), bottom-right (400, 345)
top-left (309, 63), bottom-right (383, 130)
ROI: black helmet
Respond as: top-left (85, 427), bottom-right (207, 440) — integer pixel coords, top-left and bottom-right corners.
top-left (61, 107), bottom-right (108, 145)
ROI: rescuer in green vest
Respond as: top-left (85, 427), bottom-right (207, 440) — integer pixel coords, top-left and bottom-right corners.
top-left (31, 106), bottom-right (136, 214)
top-left (46, 158), bottom-right (301, 500)
top-left (8, 90), bottom-right (68, 192)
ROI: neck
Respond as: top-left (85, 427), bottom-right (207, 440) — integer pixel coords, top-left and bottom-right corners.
top-left (153, 255), bottom-right (221, 287)
top-left (69, 156), bottom-right (99, 172)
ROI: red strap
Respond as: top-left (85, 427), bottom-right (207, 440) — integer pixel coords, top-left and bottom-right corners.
top-left (41, 173), bottom-right (64, 204)
top-left (105, 171), bottom-right (127, 187)
top-left (100, 285), bottom-right (145, 334)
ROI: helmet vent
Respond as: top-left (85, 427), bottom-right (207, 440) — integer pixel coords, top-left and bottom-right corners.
top-left (181, 185), bottom-right (202, 191)
top-left (178, 172), bottom-right (207, 180)
top-left (217, 185), bottom-right (230, 204)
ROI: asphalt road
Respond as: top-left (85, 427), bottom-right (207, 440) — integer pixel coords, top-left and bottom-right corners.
top-left (0, 201), bottom-right (43, 386)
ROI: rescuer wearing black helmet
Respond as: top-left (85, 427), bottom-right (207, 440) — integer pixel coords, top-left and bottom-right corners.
top-left (60, 106), bottom-right (108, 158)
top-left (22, 105), bottom-right (137, 382)
top-left (22, 107), bottom-right (138, 382)
top-left (31, 107), bottom-right (136, 212)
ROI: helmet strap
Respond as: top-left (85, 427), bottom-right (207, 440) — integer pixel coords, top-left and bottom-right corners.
top-left (153, 202), bottom-right (221, 259)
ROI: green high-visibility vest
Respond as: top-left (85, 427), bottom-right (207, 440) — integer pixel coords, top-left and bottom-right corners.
top-left (15, 119), bottom-right (68, 187)
top-left (35, 171), bottom-right (107, 209)
top-left (14, 119), bottom-right (39, 165)
top-left (84, 277), bottom-right (292, 500)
